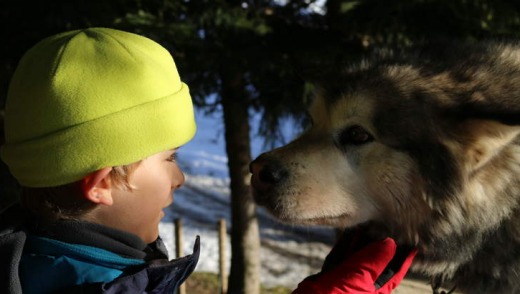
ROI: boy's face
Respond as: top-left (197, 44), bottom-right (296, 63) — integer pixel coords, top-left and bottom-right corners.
top-left (96, 149), bottom-right (184, 243)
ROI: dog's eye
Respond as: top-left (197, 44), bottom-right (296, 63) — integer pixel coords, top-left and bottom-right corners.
top-left (338, 125), bottom-right (373, 146)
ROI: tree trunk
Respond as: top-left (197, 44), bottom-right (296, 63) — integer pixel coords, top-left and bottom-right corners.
top-left (221, 69), bottom-right (261, 294)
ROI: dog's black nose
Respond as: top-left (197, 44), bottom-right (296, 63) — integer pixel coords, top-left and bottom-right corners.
top-left (250, 157), bottom-right (288, 191)
top-left (258, 163), bottom-right (287, 184)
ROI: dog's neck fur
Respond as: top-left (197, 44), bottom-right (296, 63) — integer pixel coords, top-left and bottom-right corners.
top-left (416, 138), bottom-right (520, 293)
top-left (363, 136), bottom-right (520, 293)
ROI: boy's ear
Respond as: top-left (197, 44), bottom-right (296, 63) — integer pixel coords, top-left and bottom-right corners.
top-left (81, 167), bottom-right (114, 206)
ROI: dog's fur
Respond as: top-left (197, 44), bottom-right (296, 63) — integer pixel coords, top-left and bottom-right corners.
top-left (250, 41), bottom-right (520, 293)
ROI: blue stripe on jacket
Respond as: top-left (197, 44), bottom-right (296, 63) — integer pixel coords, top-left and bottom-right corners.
top-left (20, 235), bottom-right (145, 294)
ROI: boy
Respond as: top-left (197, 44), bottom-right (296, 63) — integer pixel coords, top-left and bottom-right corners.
top-left (0, 27), bottom-right (415, 294)
top-left (0, 27), bottom-right (199, 293)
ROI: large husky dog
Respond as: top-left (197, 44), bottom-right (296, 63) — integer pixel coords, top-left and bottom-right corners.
top-left (250, 41), bottom-right (520, 294)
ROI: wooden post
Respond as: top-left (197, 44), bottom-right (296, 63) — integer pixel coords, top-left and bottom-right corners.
top-left (219, 219), bottom-right (228, 294)
top-left (175, 218), bottom-right (186, 294)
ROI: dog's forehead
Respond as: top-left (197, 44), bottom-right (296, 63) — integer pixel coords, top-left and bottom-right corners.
top-left (309, 91), bottom-right (375, 128)
top-left (330, 92), bottom-right (374, 125)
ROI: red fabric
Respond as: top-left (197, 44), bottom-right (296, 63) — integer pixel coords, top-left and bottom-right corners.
top-left (292, 237), bottom-right (417, 294)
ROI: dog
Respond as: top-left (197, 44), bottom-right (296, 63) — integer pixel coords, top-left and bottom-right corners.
top-left (250, 41), bottom-right (520, 293)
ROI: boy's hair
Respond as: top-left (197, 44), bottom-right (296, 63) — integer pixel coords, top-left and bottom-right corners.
top-left (21, 163), bottom-right (139, 223)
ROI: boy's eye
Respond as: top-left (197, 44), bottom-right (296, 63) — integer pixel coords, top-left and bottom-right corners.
top-left (167, 153), bottom-right (178, 162)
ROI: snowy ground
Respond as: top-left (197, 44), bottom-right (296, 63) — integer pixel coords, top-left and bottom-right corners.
top-left (159, 175), bottom-right (336, 289)
top-left (158, 109), bottom-right (433, 292)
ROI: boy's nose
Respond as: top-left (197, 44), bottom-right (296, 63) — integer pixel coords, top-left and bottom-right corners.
top-left (171, 167), bottom-right (185, 189)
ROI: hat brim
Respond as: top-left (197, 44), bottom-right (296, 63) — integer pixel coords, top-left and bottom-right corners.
top-left (1, 83), bottom-right (196, 187)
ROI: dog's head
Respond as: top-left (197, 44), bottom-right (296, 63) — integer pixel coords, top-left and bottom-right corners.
top-left (250, 42), bottom-right (520, 248)
top-left (250, 80), bottom-right (435, 240)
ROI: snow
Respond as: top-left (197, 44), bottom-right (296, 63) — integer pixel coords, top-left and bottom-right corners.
top-left (158, 109), bottom-right (336, 289)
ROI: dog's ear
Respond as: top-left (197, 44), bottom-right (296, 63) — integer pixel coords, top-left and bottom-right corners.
top-left (451, 117), bottom-right (520, 173)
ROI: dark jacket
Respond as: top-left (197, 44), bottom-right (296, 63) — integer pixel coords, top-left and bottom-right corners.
top-left (0, 203), bottom-right (199, 293)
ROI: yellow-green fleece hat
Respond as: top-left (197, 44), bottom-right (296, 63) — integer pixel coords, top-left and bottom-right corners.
top-left (1, 27), bottom-right (196, 187)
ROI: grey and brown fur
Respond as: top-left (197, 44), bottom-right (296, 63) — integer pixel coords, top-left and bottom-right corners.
top-left (250, 41), bottom-right (520, 293)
